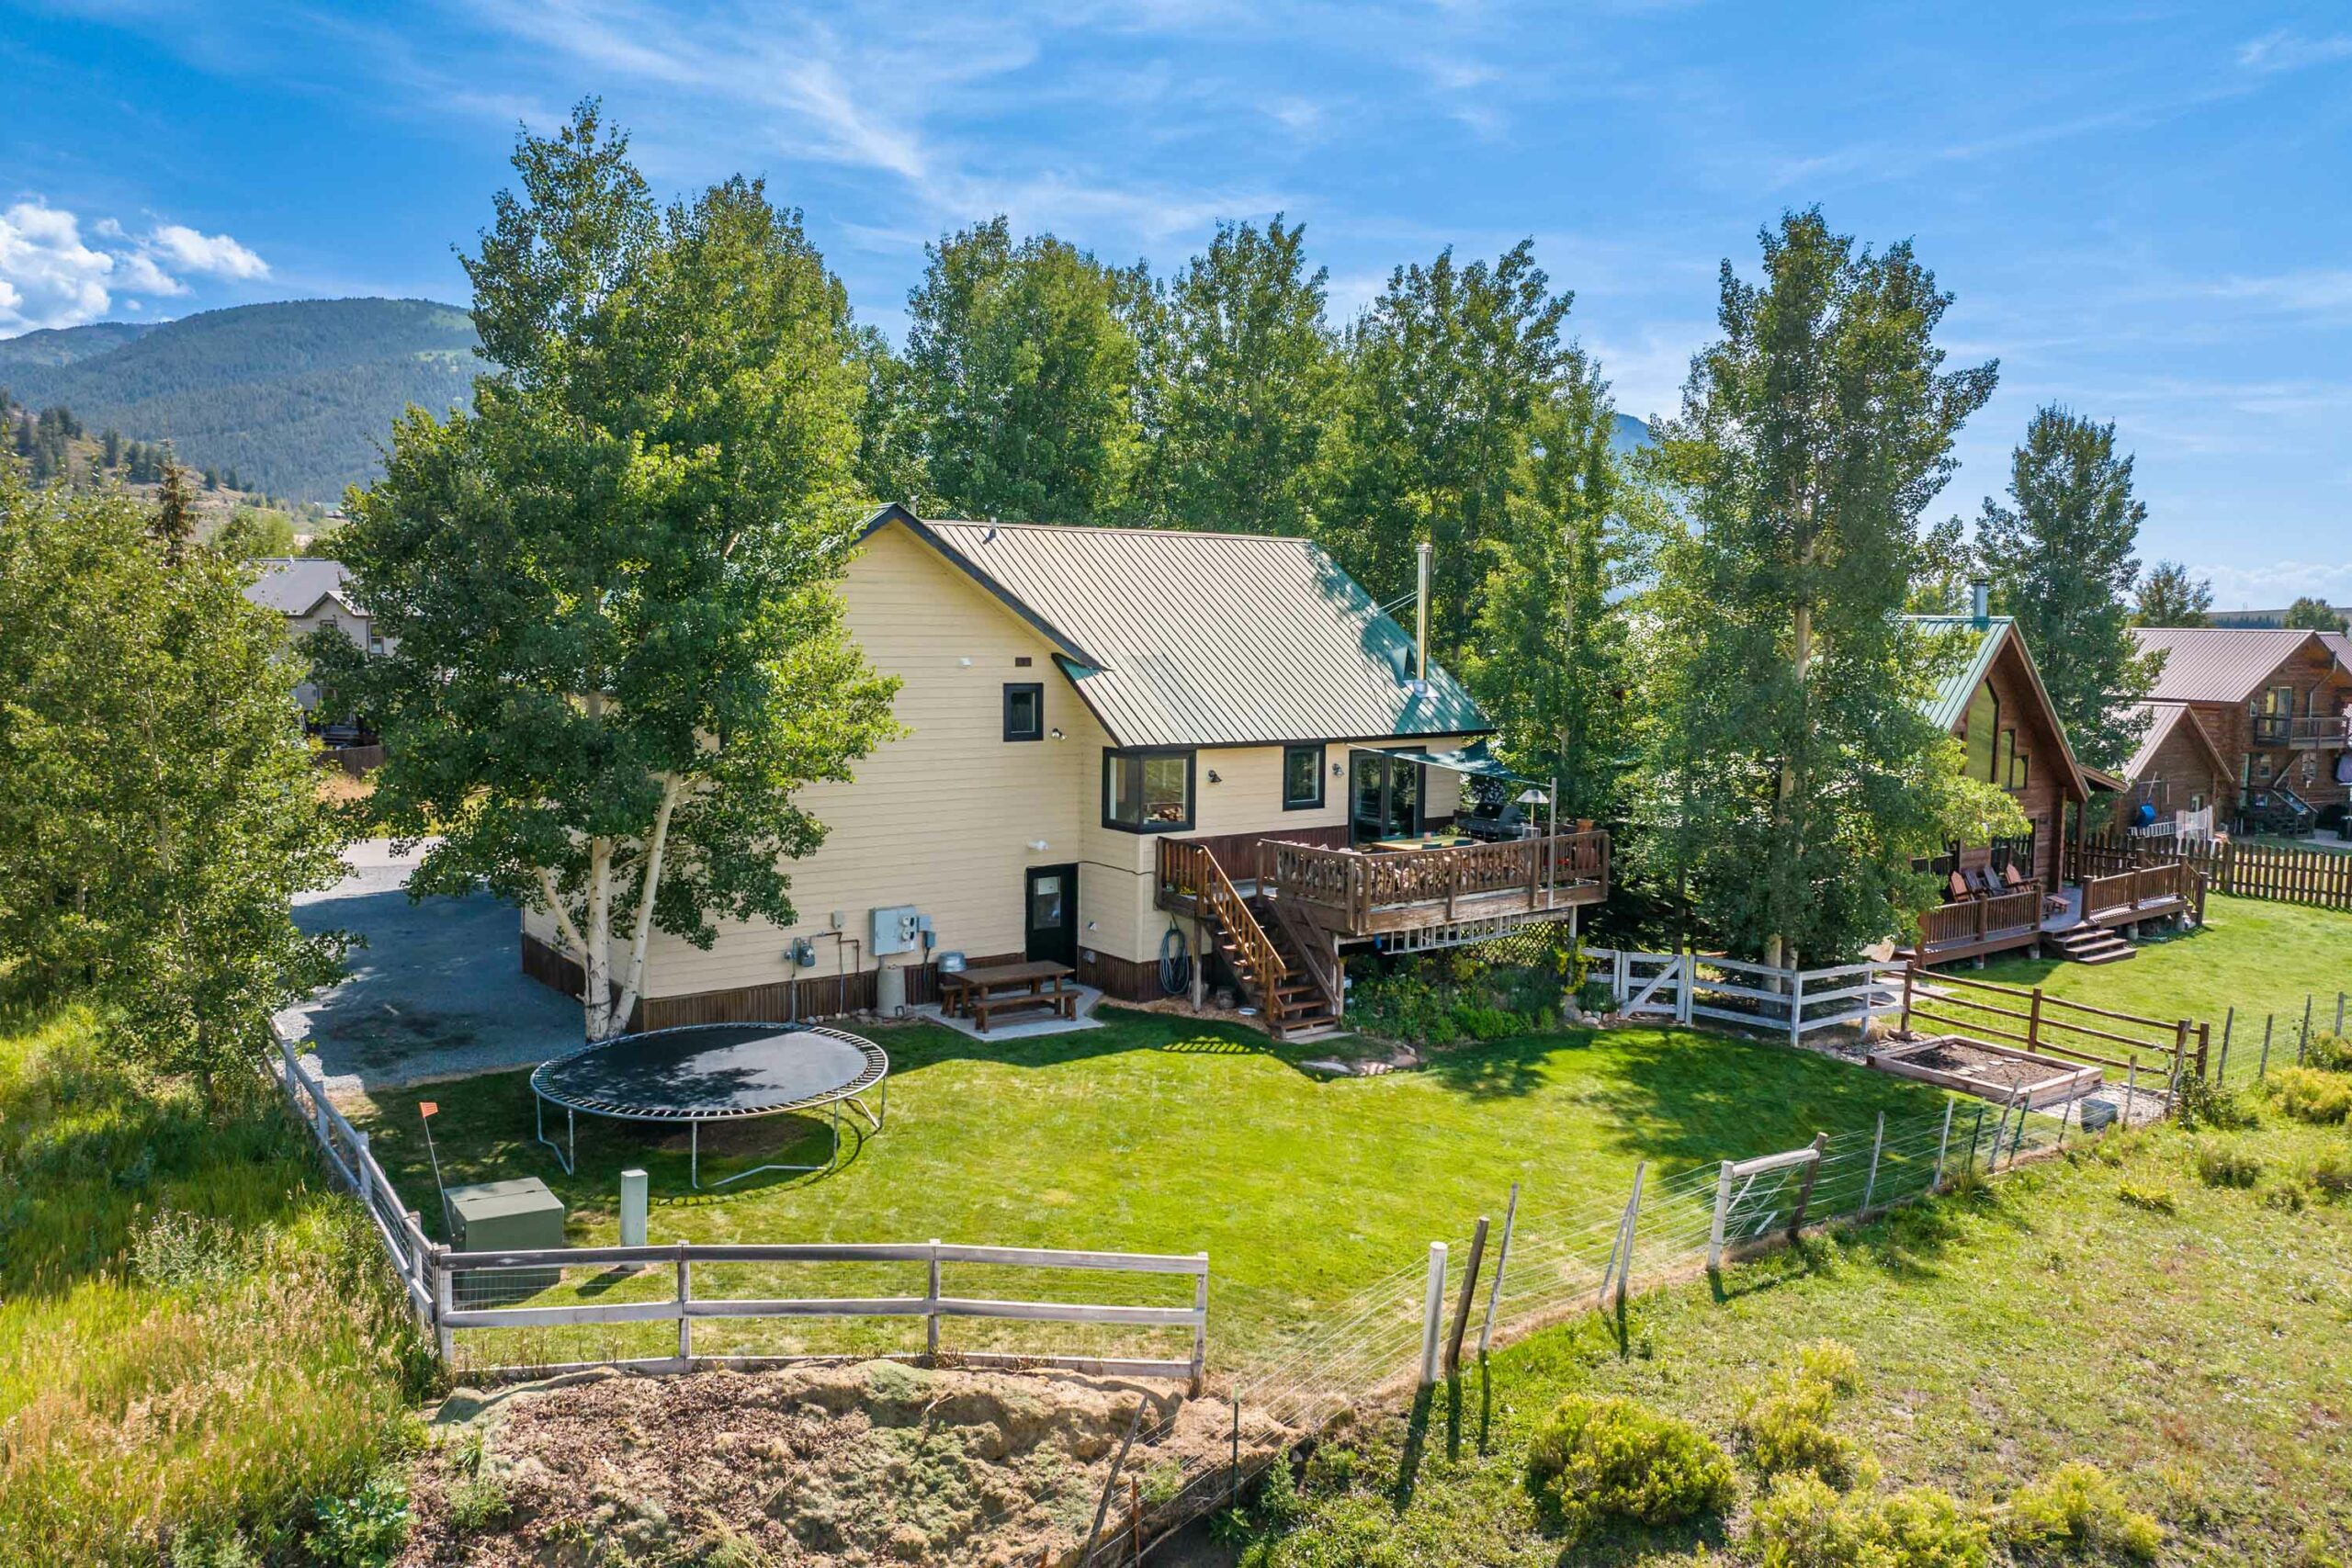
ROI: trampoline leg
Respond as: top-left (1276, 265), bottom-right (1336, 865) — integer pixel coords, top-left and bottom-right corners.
top-left (535, 1094), bottom-right (577, 1176)
top-left (692, 1122), bottom-right (700, 1190)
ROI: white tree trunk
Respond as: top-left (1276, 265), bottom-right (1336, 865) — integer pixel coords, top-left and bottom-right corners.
top-left (581, 836), bottom-right (615, 1040)
top-left (612, 777), bottom-right (683, 1035)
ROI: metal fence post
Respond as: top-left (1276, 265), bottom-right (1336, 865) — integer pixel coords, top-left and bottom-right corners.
top-left (1933, 1099), bottom-right (1955, 1190)
top-left (1706, 1159), bottom-right (1735, 1272)
top-left (1445, 1219), bottom-right (1488, 1377)
top-left (1860, 1113), bottom-right (1885, 1215)
top-left (2219, 1007), bottom-right (2233, 1082)
top-left (2123, 1061), bottom-right (2137, 1124)
top-left (927, 1239), bottom-right (942, 1361)
top-left (1967, 1103), bottom-right (1986, 1175)
top-left (2259, 1016), bottom-right (2273, 1079)
top-left (1786, 1134), bottom-right (1829, 1240)
top-left (1478, 1183), bottom-right (1519, 1359)
top-left (2300, 995), bottom-right (2313, 1064)
top-left (1419, 1243), bottom-right (1448, 1388)
top-left (1614, 1165), bottom-right (1645, 1315)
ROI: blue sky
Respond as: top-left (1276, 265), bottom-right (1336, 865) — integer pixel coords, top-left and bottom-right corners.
top-left (4, 0), bottom-right (2347, 604)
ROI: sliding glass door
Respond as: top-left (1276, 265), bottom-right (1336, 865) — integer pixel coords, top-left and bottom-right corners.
top-left (1350, 750), bottom-right (1422, 844)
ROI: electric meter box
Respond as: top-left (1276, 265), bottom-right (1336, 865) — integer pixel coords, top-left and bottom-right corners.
top-left (871, 905), bottom-right (922, 956)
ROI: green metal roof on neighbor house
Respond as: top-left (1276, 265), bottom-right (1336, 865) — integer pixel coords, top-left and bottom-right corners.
top-left (859, 504), bottom-right (1491, 749)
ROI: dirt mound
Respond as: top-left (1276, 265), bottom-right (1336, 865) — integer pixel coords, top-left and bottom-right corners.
top-left (401, 1361), bottom-right (1287, 1566)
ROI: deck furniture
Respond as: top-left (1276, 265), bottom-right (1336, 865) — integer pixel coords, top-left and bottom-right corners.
top-left (1370, 833), bottom-right (1476, 852)
top-left (942, 960), bottom-right (1079, 1032)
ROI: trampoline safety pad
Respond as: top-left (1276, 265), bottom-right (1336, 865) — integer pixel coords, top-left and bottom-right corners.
top-left (528, 1023), bottom-right (888, 1189)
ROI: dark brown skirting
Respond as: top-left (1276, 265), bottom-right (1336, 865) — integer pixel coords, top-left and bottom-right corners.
top-left (1080, 948), bottom-right (1165, 1002)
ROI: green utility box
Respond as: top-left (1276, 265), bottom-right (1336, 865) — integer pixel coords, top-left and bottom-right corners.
top-left (447, 1177), bottom-right (566, 1301)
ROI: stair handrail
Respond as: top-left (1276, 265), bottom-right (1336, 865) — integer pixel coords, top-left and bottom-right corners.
top-left (1263, 886), bottom-right (1342, 1019)
top-left (1163, 840), bottom-right (1289, 999)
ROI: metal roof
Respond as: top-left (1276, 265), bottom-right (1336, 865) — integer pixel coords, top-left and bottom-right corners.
top-left (863, 507), bottom-right (1490, 749)
top-left (2118, 700), bottom-right (2233, 784)
top-left (243, 558), bottom-right (356, 617)
top-left (1908, 615), bottom-right (2011, 732)
top-left (1905, 614), bottom-right (2092, 803)
top-left (2131, 626), bottom-right (2340, 703)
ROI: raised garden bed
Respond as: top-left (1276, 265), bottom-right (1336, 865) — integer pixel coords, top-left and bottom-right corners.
top-left (1864, 1033), bottom-right (2104, 1109)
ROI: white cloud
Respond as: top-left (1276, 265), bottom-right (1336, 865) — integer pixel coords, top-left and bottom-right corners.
top-left (0, 199), bottom-right (267, 333)
top-left (149, 222), bottom-right (271, 279)
top-left (2237, 30), bottom-right (2352, 73)
top-left (2193, 559), bottom-right (2352, 611)
top-left (0, 201), bottom-right (118, 333)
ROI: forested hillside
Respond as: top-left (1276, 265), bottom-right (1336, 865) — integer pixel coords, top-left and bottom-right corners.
top-left (0, 299), bottom-right (478, 501)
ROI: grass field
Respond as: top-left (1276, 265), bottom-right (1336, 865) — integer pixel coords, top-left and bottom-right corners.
top-left (349, 1008), bottom-right (1949, 1370)
top-left (1962, 894), bottom-right (2352, 1078)
top-left (0, 1007), bottom-right (431, 1566)
top-left (1238, 1100), bottom-right (2352, 1566)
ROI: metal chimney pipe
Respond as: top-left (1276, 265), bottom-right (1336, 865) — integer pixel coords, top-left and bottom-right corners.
top-left (1415, 541), bottom-right (1432, 679)
top-left (1969, 578), bottom-right (1990, 625)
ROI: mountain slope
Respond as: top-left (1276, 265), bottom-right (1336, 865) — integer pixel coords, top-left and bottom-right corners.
top-left (0, 299), bottom-right (479, 501)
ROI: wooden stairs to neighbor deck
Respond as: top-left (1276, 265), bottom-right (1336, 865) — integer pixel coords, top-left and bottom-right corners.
top-left (2043, 925), bottom-right (2135, 965)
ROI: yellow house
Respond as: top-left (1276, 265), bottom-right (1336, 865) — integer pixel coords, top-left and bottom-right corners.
top-left (521, 505), bottom-right (1610, 1038)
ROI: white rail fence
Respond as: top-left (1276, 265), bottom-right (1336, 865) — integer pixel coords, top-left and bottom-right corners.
top-left (1589, 947), bottom-right (1909, 1043)
top-left (267, 1028), bottom-right (1209, 1385)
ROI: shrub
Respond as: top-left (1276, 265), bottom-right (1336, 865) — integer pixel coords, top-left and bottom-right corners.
top-left (2193, 1140), bottom-right (2262, 1188)
top-left (1736, 1341), bottom-right (1869, 1488)
top-left (2309, 1146), bottom-right (2352, 1200)
top-left (2004, 1462), bottom-right (2162, 1561)
top-left (1522, 1393), bottom-right (1735, 1533)
top-left (306, 1470), bottom-right (411, 1567)
top-left (1450, 1002), bottom-right (1525, 1042)
top-left (2176, 1076), bottom-right (2259, 1132)
top-left (1746, 1472), bottom-right (1990, 1568)
top-left (1577, 978), bottom-right (1616, 1016)
top-left (2303, 1031), bottom-right (2352, 1073)
top-left (2270, 1066), bottom-right (2352, 1125)
top-left (2116, 1181), bottom-right (2177, 1213)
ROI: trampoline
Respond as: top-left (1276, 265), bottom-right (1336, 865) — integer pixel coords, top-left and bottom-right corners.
top-left (528, 1022), bottom-right (888, 1189)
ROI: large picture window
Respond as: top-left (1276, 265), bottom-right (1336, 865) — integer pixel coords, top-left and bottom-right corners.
top-left (1102, 749), bottom-right (1194, 832)
top-left (1963, 682), bottom-right (1998, 782)
top-left (1282, 744), bottom-right (1325, 810)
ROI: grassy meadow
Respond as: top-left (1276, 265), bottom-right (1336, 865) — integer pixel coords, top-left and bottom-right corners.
top-left (0, 1007), bottom-right (431, 1566)
top-left (1236, 1089), bottom-right (2352, 1566)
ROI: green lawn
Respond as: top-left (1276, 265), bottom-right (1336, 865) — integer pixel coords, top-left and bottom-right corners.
top-left (0, 1008), bottom-right (429, 1567)
top-left (1240, 1106), bottom-right (2352, 1566)
top-left (349, 1008), bottom-right (1947, 1371)
top-left (1969, 892), bottom-right (2352, 1070)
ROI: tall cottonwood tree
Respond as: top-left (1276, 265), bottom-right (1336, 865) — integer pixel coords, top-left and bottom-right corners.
top-left (1974, 407), bottom-right (2158, 771)
top-left (1462, 361), bottom-right (1642, 823)
top-left (0, 461), bottom-right (347, 1096)
top-left (2283, 595), bottom-right (2348, 634)
top-left (902, 217), bottom-right (1148, 524)
top-left (1133, 216), bottom-right (1338, 536)
top-left (1637, 210), bottom-right (2020, 967)
top-left (321, 105), bottom-right (899, 1042)
top-left (1319, 242), bottom-right (1577, 666)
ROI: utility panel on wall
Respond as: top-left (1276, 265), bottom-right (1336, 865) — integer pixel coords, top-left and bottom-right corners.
top-left (871, 905), bottom-right (922, 956)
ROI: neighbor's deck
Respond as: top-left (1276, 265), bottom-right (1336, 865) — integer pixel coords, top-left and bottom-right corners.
top-left (1907, 863), bottom-right (2203, 967)
top-left (1157, 830), bottom-right (1609, 942)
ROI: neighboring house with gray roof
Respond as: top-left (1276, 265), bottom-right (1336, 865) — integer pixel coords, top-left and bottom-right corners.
top-left (520, 505), bottom-right (1611, 1036)
top-left (242, 558), bottom-right (392, 710)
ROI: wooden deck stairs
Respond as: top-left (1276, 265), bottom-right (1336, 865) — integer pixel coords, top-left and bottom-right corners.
top-left (1159, 840), bottom-right (1343, 1040)
top-left (2042, 925), bottom-right (2134, 965)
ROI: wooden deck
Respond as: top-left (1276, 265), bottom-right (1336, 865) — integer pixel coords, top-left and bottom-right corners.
top-left (1905, 863), bottom-right (2203, 968)
top-left (1159, 831), bottom-right (1609, 941)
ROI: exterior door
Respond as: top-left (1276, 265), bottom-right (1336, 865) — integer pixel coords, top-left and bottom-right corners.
top-left (1023, 864), bottom-right (1079, 967)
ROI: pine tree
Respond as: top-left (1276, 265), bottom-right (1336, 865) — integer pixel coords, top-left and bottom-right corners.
top-left (101, 427), bottom-right (122, 468)
top-left (1973, 407), bottom-right (2158, 771)
top-left (151, 452), bottom-right (199, 565)
top-left (1637, 210), bottom-right (2018, 966)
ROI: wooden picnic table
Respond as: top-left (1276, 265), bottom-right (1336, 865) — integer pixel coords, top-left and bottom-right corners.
top-left (942, 961), bottom-right (1078, 1032)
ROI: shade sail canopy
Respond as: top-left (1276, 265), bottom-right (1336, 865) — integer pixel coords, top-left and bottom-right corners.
top-left (1356, 740), bottom-right (1545, 787)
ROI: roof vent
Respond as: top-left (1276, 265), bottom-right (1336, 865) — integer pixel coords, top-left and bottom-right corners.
top-left (982, 518), bottom-right (999, 545)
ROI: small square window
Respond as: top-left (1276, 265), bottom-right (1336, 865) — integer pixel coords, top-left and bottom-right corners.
top-left (1282, 744), bottom-right (1324, 810)
top-left (1003, 682), bottom-right (1044, 742)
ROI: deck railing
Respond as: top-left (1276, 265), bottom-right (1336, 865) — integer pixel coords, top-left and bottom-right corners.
top-left (1265, 831), bottom-right (1608, 934)
top-left (1916, 884), bottom-right (2042, 952)
top-left (2252, 713), bottom-right (2349, 747)
top-left (2081, 862), bottom-right (2192, 921)
top-left (1157, 839), bottom-right (1288, 992)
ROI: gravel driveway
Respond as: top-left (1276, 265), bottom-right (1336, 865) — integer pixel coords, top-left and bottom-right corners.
top-left (276, 839), bottom-right (582, 1095)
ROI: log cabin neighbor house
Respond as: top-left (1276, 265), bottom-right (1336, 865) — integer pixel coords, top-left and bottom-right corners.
top-left (2105, 700), bottom-right (2238, 840)
top-left (2128, 626), bottom-right (2352, 838)
top-left (521, 505), bottom-right (1610, 1039)
top-left (1901, 595), bottom-right (2199, 968)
